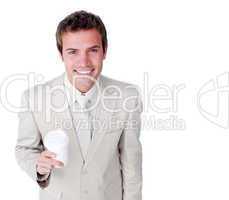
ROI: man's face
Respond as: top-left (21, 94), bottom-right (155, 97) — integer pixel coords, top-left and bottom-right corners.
top-left (61, 29), bottom-right (106, 92)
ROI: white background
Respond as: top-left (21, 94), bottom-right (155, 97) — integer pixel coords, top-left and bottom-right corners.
top-left (1, 0), bottom-right (229, 199)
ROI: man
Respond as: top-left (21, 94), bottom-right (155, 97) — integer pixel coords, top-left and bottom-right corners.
top-left (15, 10), bottom-right (143, 200)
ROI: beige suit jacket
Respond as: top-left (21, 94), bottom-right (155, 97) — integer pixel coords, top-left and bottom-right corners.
top-left (15, 73), bottom-right (143, 200)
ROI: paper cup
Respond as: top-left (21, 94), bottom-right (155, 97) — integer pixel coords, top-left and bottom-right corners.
top-left (44, 129), bottom-right (69, 167)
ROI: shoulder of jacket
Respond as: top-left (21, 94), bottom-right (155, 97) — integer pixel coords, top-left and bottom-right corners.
top-left (101, 74), bottom-right (140, 96)
top-left (22, 73), bottom-right (64, 98)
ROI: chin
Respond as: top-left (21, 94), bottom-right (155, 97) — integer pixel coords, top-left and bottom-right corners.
top-left (75, 79), bottom-right (94, 92)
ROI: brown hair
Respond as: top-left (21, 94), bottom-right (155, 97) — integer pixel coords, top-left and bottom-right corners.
top-left (56, 10), bottom-right (108, 54)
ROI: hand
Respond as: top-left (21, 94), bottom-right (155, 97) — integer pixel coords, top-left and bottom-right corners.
top-left (36, 150), bottom-right (64, 175)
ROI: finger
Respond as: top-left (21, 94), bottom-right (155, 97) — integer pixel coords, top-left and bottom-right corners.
top-left (51, 159), bottom-right (64, 167)
top-left (38, 156), bottom-right (54, 163)
top-left (37, 154), bottom-right (63, 168)
top-left (37, 161), bottom-right (53, 170)
top-left (37, 157), bottom-right (53, 166)
top-left (38, 167), bottom-right (51, 175)
top-left (37, 158), bottom-right (57, 169)
top-left (38, 157), bottom-right (63, 168)
top-left (42, 150), bottom-right (56, 158)
top-left (38, 165), bottom-right (51, 172)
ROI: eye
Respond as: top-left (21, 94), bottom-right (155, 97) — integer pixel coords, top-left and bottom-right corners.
top-left (68, 50), bottom-right (76, 55)
top-left (90, 48), bottom-right (99, 53)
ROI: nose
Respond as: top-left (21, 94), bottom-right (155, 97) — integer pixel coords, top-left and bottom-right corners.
top-left (77, 52), bottom-right (90, 67)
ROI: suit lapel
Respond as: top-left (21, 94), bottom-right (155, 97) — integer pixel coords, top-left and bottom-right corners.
top-left (84, 75), bottom-right (117, 167)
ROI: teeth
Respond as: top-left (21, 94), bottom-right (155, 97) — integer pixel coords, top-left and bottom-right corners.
top-left (78, 71), bottom-right (91, 74)
top-left (74, 69), bottom-right (92, 74)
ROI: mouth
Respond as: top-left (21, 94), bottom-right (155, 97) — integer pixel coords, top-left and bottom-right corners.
top-left (73, 68), bottom-right (95, 75)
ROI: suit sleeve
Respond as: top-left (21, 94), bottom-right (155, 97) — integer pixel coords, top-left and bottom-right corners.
top-left (15, 89), bottom-right (50, 188)
top-left (118, 90), bottom-right (143, 200)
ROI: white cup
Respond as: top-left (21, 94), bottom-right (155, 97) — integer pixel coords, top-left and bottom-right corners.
top-left (44, 129), bottom-right (69, 168)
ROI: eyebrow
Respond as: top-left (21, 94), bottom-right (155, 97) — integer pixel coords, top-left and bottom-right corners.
top-left (65, 45), bottom-right (101, 51)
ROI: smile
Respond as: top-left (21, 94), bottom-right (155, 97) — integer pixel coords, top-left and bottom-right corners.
top-left (73, 68), bottom-right (94, 75)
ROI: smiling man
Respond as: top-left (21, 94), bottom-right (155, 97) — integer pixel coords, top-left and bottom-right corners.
top-left (15, 10), bottom-right (143, 200)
